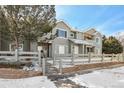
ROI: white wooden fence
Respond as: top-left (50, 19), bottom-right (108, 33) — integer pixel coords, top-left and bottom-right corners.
top-left (0, 50), bottom-right (124, 75)
top-left (0, 50), bottom-right (46, 75)
top-left (52, 53), bottom-right (124, 74)
top-left (0, 50), bottom-right (41, 63)
top-left (54, 53), bottom-right (124, 63)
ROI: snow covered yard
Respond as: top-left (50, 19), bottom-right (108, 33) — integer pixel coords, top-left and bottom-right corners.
top-left (1, 66), bottom-right (124, 88)
top-left (0, 76), bottom-right (56, 88)
top-left (69, 66), bottom-right (124, 88)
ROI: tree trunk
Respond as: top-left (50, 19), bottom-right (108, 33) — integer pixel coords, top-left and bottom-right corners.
top-left (14, 36), bottom-right (19, 62)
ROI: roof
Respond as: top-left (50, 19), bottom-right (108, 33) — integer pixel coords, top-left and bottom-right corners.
top-left (57, 20), bottom-right (81, 33)
top-left (69, 39), bottom-right (95, 46)
top-left (83, 28), bottom-right (101, 35)
top-left (56, 20), bottom-right (101, 36)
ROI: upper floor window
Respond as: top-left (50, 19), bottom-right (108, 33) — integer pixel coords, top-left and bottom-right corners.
top-left (96, 37), bottom-right (99, 43)
top-left (70, 32), bottom-right (76, 39)
top-left (56, 29), bottom-right (67, 38)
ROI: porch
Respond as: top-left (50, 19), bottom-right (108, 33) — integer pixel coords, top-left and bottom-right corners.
top-left (69, 39), bottom-right (95, 55)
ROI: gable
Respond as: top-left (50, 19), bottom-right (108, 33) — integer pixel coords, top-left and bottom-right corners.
top-left (55, 21), bottom-right (71, 31)
top-left (85, 28), bottom-right (102, 36)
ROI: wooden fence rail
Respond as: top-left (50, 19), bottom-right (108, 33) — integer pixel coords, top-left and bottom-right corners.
top-left (0, 50), bottom-right (41, 63)
top-left (55, 53), bottom-right (124, 74)
top-left (0, 50), bottom-right (47, 76)
top-left (0, 50), bottom-right (124, 75)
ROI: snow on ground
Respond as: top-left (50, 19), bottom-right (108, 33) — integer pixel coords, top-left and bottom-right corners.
top-left (0, 76), bottom-right (56, 88)
top-left (69, 66), bottom-right (124, 88)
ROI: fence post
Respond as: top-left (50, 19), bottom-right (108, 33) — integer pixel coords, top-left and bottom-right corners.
top-left (59, 59), bottom-right (62, 74)
top-left (71, 52), bottom-right (74, 65)
top-left (111, 53), bottom-right (114, 62)
top-left (53, 56), bottom-right (55, 65)
top-left (42, 58), bottom-right (46, 76)
top-left (121, 53), bottom-right (123, 62)
top-left (15, 49), bottom-right (19, 62)
top-left (71, 45), bottom-right (74, 65)
top-left (88, 52), bottom-right (91, 63)
top-left (122, 53), bottom-right (124, 62)
top-left (38, 50), bottom-right (41, 66)
top-left (101, 53), bottom-right (104, 62)
top-left (118, 54), bottom-right (120, 62)
top-left (113, 54), bottom-right (115, 62)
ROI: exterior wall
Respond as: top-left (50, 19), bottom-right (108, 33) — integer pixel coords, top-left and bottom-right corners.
top-left (94, 32), bottom-right (102, 54)
top-left (69, 31), bottom-right (75, 39)
top-left (76, 32), bottom-right (83, 40)
top-left (49, 44), bottom-right (52, 57)
top-left (52, 37), bottom-right (69, 57)
top-left (51, 21), bottom-right (71, 57)
top-left (78, 45), bottom-right (83, 54)
top-left (30, 42), bottom-right (38, 52)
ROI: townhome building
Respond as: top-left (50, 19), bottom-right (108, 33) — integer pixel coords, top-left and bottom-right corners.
top-left (0, 20), bottom-right (102, 58)
top-left (38, 21), bottom-right (102, 58)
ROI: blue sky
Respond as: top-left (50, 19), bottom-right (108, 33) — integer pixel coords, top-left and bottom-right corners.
top-left (55, 5), bottom-right (124, 36)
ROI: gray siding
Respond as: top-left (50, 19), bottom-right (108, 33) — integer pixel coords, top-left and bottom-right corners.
top-left (52, 37), bottom-right (69, 57)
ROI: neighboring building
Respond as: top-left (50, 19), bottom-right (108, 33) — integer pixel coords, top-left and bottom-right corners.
top-left (38, 21), bottom-right (102, 58)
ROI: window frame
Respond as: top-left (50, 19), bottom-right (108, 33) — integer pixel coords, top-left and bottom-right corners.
top-left (56, 28), bottom-right (67, 38)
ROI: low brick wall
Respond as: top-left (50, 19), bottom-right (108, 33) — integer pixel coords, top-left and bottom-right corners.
top-left (63, 62), bottom-right (124, 74)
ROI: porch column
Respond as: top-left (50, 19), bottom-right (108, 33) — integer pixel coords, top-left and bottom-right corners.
top-left (72, 43), bottom-right (75, 54)
top-left (85, 45), bottom-right (87, 54)
top-left (82, 44), bottom-right (84, 54)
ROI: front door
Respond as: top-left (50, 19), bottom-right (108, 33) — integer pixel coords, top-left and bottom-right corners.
top-left (41, 43), bottom-right (51, 57)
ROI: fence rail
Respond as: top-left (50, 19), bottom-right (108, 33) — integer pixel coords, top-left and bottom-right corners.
top-left (52, 53), bottom-right (124, 74)
top-left (54, 53), bottom-right (124, 62)
top-left (0, 50), bottom-right (124, 76)
top-left (0, 50), bottom-right (40, 63)
top-left (0, 50), bottom-right (47, 75)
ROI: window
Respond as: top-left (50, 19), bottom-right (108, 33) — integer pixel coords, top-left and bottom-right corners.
top-left (59, 45), bottom-right (65, 54)
top-left (96, 37), bottom-right (99, 43)
top-left (70, 33), bottom-right (74, 37)
top-left (57, 29), bottom-right (67, 38)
